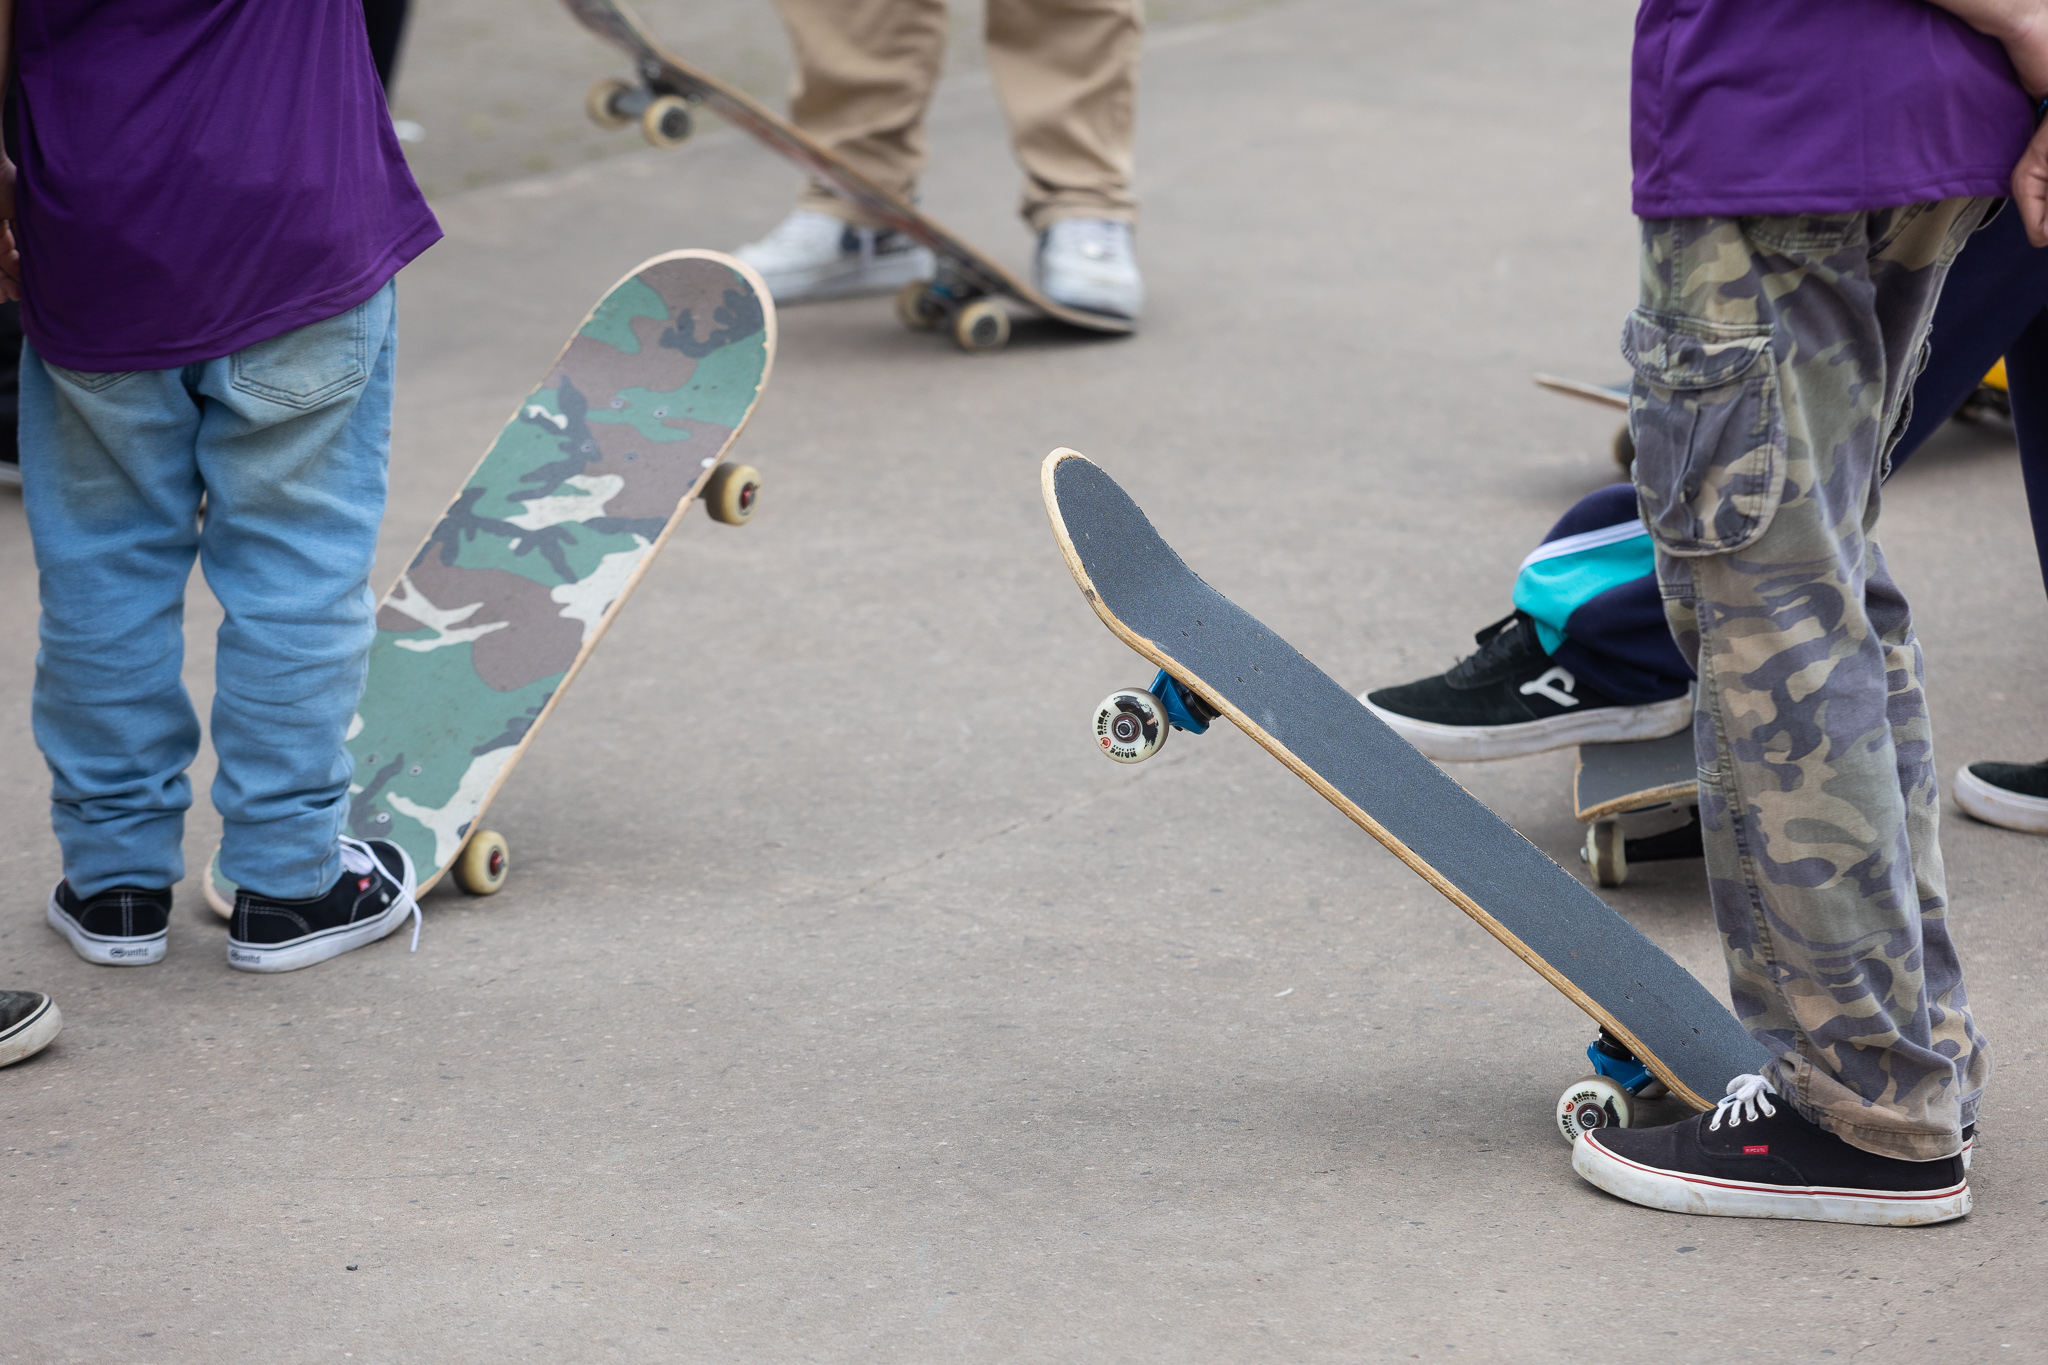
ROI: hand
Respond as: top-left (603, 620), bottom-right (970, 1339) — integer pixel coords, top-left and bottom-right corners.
top-left (2015, 117), bottom-right (2048, 245)
top-left (0, 154), bottom-right (16, 303)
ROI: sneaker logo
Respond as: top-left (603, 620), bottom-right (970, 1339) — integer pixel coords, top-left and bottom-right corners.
top-left (1518, 665), bottom-right (1581, 709)
top-left (1743, 1145), bottom-right (1768, 1155)
top-left (358, 877), bottom-right (373, 892)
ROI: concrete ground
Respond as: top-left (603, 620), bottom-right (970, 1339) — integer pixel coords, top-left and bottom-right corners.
top-left (4, 0), bottom-right (2046, 1359)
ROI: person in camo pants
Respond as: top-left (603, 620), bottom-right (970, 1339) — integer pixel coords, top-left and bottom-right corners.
top-left (1567, 0), bottom-right (2048, 1225)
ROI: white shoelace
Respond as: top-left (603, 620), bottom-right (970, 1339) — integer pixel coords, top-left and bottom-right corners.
top-left (1707, 1072), bottom-right (1778, 1131)
top-left (340, 834), bottom-right (421, 952)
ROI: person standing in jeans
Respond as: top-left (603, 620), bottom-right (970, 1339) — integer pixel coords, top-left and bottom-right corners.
top-left (3, 0), bottom-right (441, 973)
top-left (1571, 0), bottom-right (2048, 1224)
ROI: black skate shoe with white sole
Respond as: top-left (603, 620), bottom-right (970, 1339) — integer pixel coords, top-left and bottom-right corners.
top-left (1573, 1074), bottom-right (1970, 1226)
top-left (1362, 612), bottom-right (1691, 761)
top-left (1953, 758), bottom-right (2048, 834)
top-left (47, 881), bottom-right (170, 966)
top-left (0, 990), bottom-right (62, 1067)
top-left (227, 836), bottom-right (420, 973)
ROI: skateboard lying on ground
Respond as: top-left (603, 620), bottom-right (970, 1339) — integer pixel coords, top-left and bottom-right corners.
top-left (1574, 731), bottom-right (1702, 888)
top-left (1536, 364), bottom-right (2012, 472)
top-left (205, 250), bottom-right (774, 914)
top-left (561, 0), bottom-right (1134, 354)
top-left (1042, 449), bottom-right (1767, 1141)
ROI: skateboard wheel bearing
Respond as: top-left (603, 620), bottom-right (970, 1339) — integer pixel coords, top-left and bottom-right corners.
top-left (953, 299), bottom-right (1010, 354)
top-left (640, 95), bottom-right (693, 149)
top-left (1093, 688), bottom-right (1168, 764)
top-left (703, 462), bottom-right (761, 525)
top-left (453, 830), bottom-right (510, 896)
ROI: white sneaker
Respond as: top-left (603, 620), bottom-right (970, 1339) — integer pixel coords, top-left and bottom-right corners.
top-left (1034, 218), bottom-right (1144, 320)
top-left (732, 209), bottom-right (934, 304)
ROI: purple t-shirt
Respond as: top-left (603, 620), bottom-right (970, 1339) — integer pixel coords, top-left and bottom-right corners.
top-left (12, 0), bottom-right (442, 372)
top-left (1632, 0), bottom-right (2037, 219)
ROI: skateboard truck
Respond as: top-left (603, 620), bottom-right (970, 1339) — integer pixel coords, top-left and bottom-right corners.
top-left (1555, 1027), bottom-right (1669, 1143)
top-left (1092, 669), bottom-right (1217, 764)
top-left (895, 261), bottom-right (1015, 354)
top-left (587, 70), bottom-right (697, 149)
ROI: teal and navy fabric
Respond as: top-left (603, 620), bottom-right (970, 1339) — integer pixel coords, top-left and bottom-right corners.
top-left (1511, 485), bottom-right (1690, 705)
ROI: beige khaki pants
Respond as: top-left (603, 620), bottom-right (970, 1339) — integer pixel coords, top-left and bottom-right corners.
top-left (774, 0), bottom-right (1140, 230)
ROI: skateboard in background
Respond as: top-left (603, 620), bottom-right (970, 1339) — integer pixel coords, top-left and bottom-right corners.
top-left (205, 250), bottom-right (773, 914)
top-left (1573, 731), bottom-right (1702, 888)
top-left (1536, 363), bottom-right (2013, 473)
top-left (1043, 449), bottom-right (1767, 1142)
top-left (1531, 373), bottom-right (1633, 471)
top-left (560, 0), bottom-right (1135, 354)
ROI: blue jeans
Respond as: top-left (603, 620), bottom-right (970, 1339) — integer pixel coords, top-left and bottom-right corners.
top-left (22, 282), bottom-right (397, 901)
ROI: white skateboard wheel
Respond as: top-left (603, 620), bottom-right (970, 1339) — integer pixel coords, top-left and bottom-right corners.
top-left (1584, 819), bottom-right (1627, 887)
top-left (1093, 688), bottom-right (1168, 764)
top-left (1556, 1074), bottom-right (1634, 1144)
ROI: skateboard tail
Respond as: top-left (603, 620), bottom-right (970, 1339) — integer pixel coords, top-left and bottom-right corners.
top-left (1042, 448), bottom-right (1766, 1112)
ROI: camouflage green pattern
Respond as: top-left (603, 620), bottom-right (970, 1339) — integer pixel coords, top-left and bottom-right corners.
top-left (1627, 202), bottom-right (1989, 1162)
top-left (211, 251), bottom-right (773, 903)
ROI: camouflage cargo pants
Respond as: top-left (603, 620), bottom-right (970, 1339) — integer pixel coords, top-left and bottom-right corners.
top-left (1625, 201), bottom-right (1992, 1162)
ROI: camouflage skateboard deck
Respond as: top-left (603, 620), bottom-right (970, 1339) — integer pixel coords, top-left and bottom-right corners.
top-left (1043, 448), bottom-right (1767, 1132)
top-left (205, 250), bottom-right (775, 913)
top-left (561, 0), bottom-right (1134, 353)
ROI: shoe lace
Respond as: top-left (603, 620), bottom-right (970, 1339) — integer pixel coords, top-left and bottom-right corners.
top-left (1443, 611), bottom-right (1530, 685)
top-left (1708, 1072), bottom-right (1778, 1131)
top-left (340, 834), bottom-right (421, 952)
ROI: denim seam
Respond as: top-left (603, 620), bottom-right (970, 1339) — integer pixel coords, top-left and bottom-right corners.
top-left (227, 301), bottom-right (373, 410)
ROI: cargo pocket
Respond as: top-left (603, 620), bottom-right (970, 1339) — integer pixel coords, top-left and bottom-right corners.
top-left (1622, 308), bottom-right (1785, 556)
top-left (228, 295), bottom-right (373, 409)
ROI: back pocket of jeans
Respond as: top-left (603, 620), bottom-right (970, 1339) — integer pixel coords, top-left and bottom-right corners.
top-left (47, 366), bottom-right (134, 394)
top-left (1622, 308), bottom-right (1785, 556)
top-left (228, 297), bottom-right (372, 409)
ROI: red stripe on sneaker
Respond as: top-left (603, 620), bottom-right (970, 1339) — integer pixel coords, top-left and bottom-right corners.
top-left (1584, 1136), bottom-right (1968, 1202)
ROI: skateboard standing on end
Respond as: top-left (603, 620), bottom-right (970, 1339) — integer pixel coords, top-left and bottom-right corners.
top-left (1574, 731), bottom-right (1703, 888)
top-left (205, 250), bottom-right (774, 915)
top-left (1042, 449), bottom-right (1768, 1143)
top-left (560, 0), bottom-right (1135, 354)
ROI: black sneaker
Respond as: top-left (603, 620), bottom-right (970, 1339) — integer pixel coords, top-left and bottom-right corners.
top-left (226, 836), bottom-right (419, 973)
top-left (47, 881), bottom-right (170, 966)
top-left (0, 990), bottom-right (61, 1067)
top-left (1361, 612), bottom-right (1691, 761)
top-left (1573, 1074), bottom-right (1970, 1226)
top-left (1954, 759), bottom-right (2048, 834)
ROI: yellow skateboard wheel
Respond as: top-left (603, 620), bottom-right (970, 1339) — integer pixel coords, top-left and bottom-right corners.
top-left (953, 299), bottom-right (1009, 353)
top-left (453, 830), bottom-right (509, 896)
top-left (703, 462), bottom-right (760, 525)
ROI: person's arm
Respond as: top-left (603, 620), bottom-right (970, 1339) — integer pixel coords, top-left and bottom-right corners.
top-left (1925, 0), bottom-right (2048, 245)
top-left (0, 0), bottom-right (17, 303)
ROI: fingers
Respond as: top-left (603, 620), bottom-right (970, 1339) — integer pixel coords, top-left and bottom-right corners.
top-left (2013, 119), bottom-right (2048, 247)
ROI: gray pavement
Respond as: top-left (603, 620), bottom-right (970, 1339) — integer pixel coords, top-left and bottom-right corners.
top-left (5, 0), bottom-right (2047, 1359)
